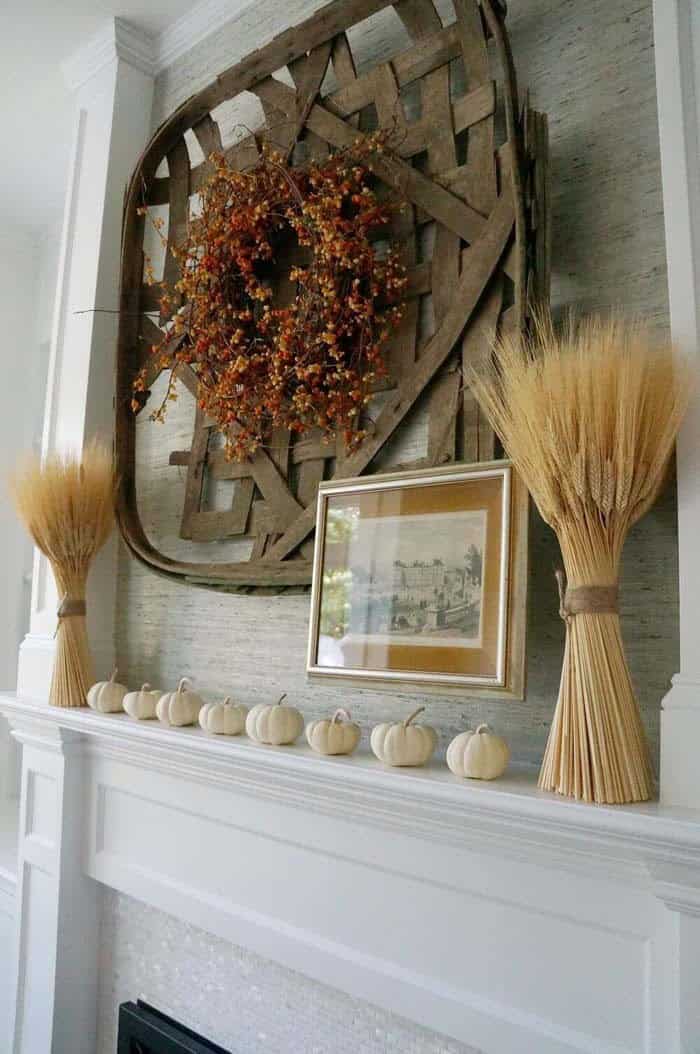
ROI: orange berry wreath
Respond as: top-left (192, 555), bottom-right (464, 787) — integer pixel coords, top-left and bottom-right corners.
top-left (134, 138), bottom-right (407, 461)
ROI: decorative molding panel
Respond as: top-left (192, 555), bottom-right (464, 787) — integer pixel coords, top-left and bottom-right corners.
top-left (2, 695), bottom-right (700, 1053)
top-left (0, 882), bottom-right (15, 1054)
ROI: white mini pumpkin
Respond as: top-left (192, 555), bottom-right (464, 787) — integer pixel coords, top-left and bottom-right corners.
top-left (306, 708), bottom-right (361, 756)
top-left (156, 677), bottom-right (203, 727)
top-left (446, 723), bottom-right (510, 780)
top-left (370, 706), bottom-right (437, 767)
top-left (86, 669), bottom-right (128, 713)
top-left (198, 696), bottom-right (248, 736)
top-left (246, 694), bottom-right (304, 746)
top-left (123, 683), bottom-right (161, 721)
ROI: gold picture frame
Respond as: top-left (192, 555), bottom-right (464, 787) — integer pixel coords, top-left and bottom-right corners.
top-left (307, 461), bottom-right (529, 699)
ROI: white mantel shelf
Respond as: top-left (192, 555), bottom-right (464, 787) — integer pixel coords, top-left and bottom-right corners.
top-left (3, 690), bottom-right (700, 1054)
top-left (2, 692), bottom-right (700, 877)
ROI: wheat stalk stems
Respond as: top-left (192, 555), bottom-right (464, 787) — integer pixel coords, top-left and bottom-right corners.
top-left (10, 441), bottom-right (115, 709)
top-left (467, 315), bottom-right (693, 803)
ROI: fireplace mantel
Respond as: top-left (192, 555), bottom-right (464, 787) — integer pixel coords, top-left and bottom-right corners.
top-left (2, 693), bottom-right (700, 877)
top-left (3, 691), bottom-right (700, 1054)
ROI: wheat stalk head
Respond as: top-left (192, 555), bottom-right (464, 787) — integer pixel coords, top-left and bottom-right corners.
top-left (466, 313), bottom-right (694, 803)
top-left (10, 440), bottom-right (116, 708)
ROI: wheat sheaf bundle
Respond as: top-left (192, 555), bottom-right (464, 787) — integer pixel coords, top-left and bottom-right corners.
top-left (11, 441), bottom-right (115, 708)
top-left (467, 314), bottom-right (693, 803)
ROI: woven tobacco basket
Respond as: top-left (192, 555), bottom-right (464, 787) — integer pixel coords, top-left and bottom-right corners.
top-left (115, 0), bottom-right (549, 592)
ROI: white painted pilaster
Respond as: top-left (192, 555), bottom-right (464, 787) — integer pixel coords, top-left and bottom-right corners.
top-left (654, 0), bottom-right (700, 806)
top-left (7, 717), bottom-right (96, 1054)
top-left (16, 19), bottom-right (155, 701)
top-left (650, 863), bottom-right (700, 1053)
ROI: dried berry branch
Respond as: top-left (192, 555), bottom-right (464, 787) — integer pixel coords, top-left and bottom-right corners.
top-left (134, 136), bottom-right (407, 461)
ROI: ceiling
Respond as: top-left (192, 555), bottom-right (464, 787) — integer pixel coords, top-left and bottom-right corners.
top-left (0, 1), bottom-right (195, 231)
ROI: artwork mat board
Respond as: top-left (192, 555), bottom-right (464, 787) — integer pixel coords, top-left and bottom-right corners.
top-left (307, 460), bottom-right (529, 699)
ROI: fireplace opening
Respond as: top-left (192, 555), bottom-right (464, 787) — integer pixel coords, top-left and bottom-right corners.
top-left (117, 1000), bottom-right (231, 1053)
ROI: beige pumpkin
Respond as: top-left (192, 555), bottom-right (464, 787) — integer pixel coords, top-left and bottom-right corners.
top-left (306, 708), bottom-right (361, 756)
top-left (446, 724), bottom-right (510, 780)
top-left (123, 683), bottom-right (161, 720)
top-left (86, 669), bottom-right (128, 713)
top-left (246, 694), bottom-right (303, 746)
top-left (156, 677), bottom-right (203, 727)
top-left (199, 697), bottom-right (248, 736)
top-left (370, 706), bottom-right (437, 767)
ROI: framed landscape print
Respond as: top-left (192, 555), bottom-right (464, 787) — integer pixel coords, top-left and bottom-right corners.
top-left (307, 462), bottom-right (529, 699)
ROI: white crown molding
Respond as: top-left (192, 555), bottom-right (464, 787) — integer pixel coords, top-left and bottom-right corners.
top-left (61, 17), bottom-right (156, 94)
top-left (154, 0), bottom-right (256, 74)
top-left (60, 1), bottom-right (261, 95)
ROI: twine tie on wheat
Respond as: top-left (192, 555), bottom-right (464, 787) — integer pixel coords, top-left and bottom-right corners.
top-left (54, 595), bottom-right (87, 637)
top-left (57, 595), bottom-right (87, 618)
top-left (554, 569), bottom-right (619, 625)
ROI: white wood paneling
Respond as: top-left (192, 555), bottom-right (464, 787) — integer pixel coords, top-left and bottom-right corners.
top-left (0, 882), bottom-right (15, 1054)
top-left (654, 0), bottom-right (700, 807)
top-left (2, 696), bottom-right (700, 1054)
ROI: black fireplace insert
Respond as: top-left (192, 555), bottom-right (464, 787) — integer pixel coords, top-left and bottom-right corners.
top-left (117, 1000), bottom-right (232, 1053)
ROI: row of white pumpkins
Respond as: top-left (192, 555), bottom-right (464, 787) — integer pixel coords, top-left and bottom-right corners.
top-left (87, 672), bottom-right (510, 780)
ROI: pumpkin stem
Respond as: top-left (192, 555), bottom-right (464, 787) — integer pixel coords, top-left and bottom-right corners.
top-left (332, 708), bottom-right (351, 724)
top-left (177, 677), bottom-right (191, 693)
top-left (222, 697), bottom-right (231, 706)
top-left (476, 723), bottom-right (490, 734)
top-left (141, 683), bottom-right (151, 691)
top-left (404, 706), bottom-right (425, 727)
top-left (109, 668), bottom-right (119, 682)
top-left (275, 693), bottom-right (287, 706)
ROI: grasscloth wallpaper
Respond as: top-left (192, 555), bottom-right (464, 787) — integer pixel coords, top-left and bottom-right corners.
top-left (103, 1), bottom-right (674, 1050)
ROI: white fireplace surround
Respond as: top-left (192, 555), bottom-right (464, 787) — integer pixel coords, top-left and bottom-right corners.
top-left (2, 0), bottom-right (700, 1052)
top-left (3, 695), bottom-right (700, 1054)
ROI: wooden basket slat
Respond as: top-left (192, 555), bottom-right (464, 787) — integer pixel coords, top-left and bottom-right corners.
top-left (137, 0), bottom-right (396, 180)
top-left (454, 0), bottom-right (497, 215)
top-left (383, 199), bottom-right (419, 388)
top-left (330, 32), bottom-right (360, 130)
top-left (328, 22), bottom-right (461, 116)
top-left (282, 42), bottom-right (334, 157)
top-left (398, 0), bottom-right (462, 465)
top-left (192, 113), bottom-right (223, 157)
top-left (461, 275), bottom-right (502, 462)
top-left (144, 22), bottom-right (461, 207)
top-left (257, 77), bottom-right (488, 244)
top-left (161, 140), bottom-right (190, 323)
top-left (179, 407), bottom-right (209, 540)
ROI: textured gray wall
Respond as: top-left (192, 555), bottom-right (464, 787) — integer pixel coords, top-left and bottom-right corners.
top-left (106, 1), bottom-right (675, 1050)
top-left (118, 0), bottom-right (674, 771)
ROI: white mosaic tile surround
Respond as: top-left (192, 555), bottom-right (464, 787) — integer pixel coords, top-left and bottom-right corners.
top-left (97, 889), bottom-right (480, 1054)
